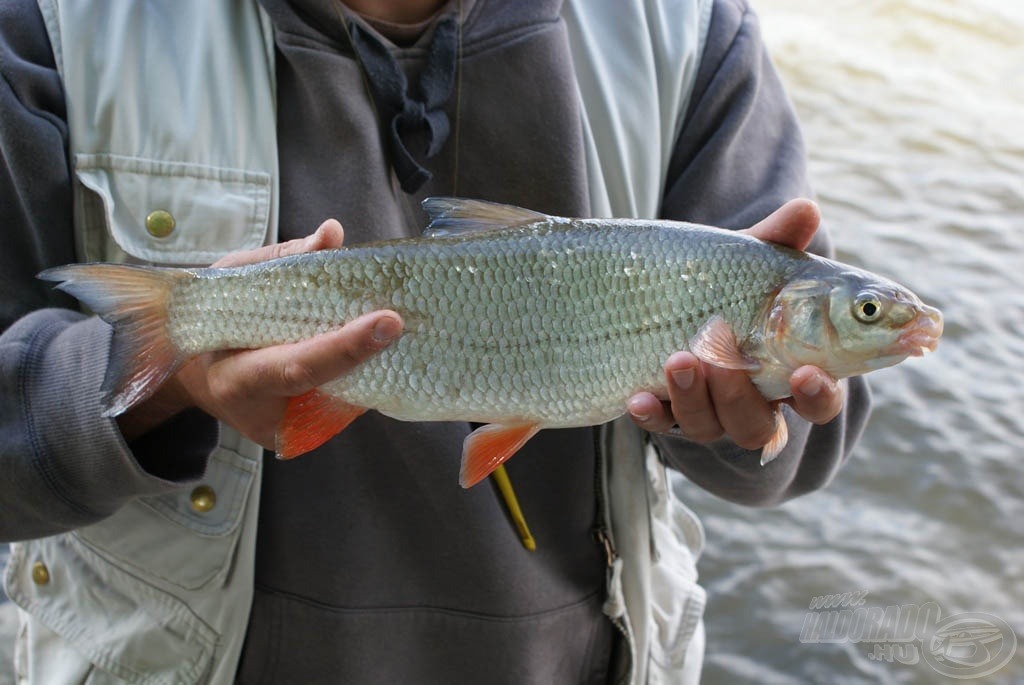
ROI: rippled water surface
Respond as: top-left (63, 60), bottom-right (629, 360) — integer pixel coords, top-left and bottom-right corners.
top-left (2, 1), bottom-right (1022, 683)
top-left (675, 0), bottom-right (1024, 682)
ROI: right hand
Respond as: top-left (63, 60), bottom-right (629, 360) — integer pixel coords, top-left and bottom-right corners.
top-left (117, 219), bottom-right (403, 448)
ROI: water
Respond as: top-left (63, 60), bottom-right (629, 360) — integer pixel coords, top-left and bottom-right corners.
top-left (3, 1), bottom-right (1022, 682)
top-left (674, 0), bottom-right (1024, 682)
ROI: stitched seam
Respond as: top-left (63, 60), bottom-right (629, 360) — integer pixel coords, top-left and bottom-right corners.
top-left (254, 584), bottom-right (606, 623)
top-left (75, 152), bottom-right (271, 185)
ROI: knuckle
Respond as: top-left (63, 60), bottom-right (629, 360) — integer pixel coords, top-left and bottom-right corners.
top-left (714, 382), bottom-right (753, 411)
top-left (335, 342), bottom-right (367, 371)
top-left (801, 387), bottom-right (845, 425)
top-left (673, 408), bottom-right (724, 443)
top-left (279, 360), bottom-right (318, 395)
top-left (207, 371), bottom-right (245, 407)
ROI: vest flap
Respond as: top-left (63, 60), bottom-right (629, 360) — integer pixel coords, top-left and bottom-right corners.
top-left (76, 445), bottom-right (259, 592)
top-left (75, 153), bottom-right (271, 265)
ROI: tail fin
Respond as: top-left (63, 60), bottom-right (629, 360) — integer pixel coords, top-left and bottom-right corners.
top-left (39, 263), bottom-right (194, 416)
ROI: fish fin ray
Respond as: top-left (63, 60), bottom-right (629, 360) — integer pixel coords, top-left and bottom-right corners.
top-left (760, 409), bottom-right (789, 465)
top-left (38, 263), bottom-right (192, 415)
top-left (422, 197), bottom-right (549, 237)
top-left (690, 316), bottom-right (760, 371)
top-left (459, 422), bottom-right (540, 488)
top-left (275, 389), bottom-right (367, 459)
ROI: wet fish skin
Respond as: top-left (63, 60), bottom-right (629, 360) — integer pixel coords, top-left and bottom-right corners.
top-left (39, 198), bottom-right (942, 485)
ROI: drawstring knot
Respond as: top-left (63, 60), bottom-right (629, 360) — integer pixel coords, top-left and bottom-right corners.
top-left (348, 14), bottom-right (458, 194)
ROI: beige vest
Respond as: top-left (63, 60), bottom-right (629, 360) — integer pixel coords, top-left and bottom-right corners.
top-left (6, 1), bottom-right (711, 682)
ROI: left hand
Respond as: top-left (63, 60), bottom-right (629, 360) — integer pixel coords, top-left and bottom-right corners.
top-left (625, 199), bottom-right (846, 450)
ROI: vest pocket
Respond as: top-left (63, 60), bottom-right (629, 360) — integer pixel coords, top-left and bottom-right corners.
top-left (75, 444), bottom-right (258, 592)
top-left (5, 535), bottom-right (217, 684)
top-left (74, 152), bottom-right (271, 265)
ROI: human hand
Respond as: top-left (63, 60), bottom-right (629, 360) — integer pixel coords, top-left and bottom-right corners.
top-left (625, 200), bottom-right (845, 451)
top-left (117, 220), bottom-right (403, 448)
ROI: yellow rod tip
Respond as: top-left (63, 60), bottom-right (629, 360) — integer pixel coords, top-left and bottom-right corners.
top-left (490, 466), bottom-right (537, 552)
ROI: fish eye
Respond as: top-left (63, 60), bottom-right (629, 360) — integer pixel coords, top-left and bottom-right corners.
top-left (853, 292), bottom-right (883, 323)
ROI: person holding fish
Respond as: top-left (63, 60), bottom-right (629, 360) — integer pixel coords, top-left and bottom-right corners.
top-left (0, 0), bottom-right (939, 683)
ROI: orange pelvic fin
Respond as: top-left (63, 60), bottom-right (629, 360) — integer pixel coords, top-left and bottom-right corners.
top-left (459, 423), bottom-right (541, 488)
top-left (760, 408), bottom-right (789, 465)
top-left (275, 389), bottom-right (366, 459)
top-left (690, 316), bottom-right (760, 371)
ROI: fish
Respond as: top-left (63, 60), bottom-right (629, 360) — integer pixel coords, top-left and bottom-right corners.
top-left (39, 198), bottom-right (943, 487)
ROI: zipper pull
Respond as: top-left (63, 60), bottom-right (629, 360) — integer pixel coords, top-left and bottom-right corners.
top-left (594, 526), bottom-right (616, 567)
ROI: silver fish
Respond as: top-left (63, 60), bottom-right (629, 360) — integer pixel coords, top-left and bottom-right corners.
top-left (40, 198), bottom-right (943, 486)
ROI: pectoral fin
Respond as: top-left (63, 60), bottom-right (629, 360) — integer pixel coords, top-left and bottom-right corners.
top-left (690, 316), bottom-right (760, 371)
top-left (459, 423), bottom-right (541, 488)
top-left (276, 389), bottom-right (366, 459)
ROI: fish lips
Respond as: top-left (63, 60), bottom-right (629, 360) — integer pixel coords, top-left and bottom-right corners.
top-left (896, 305), bottom-right (944, 357)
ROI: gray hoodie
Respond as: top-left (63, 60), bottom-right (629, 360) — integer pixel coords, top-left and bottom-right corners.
top-left (0, 0), bottom-right (869, 682)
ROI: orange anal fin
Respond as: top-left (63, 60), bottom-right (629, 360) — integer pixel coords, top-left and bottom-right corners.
top-left (275, 389), bottom-right (366, 459)
top-left (760, 409), bottom-right (789, 465)
top-left (459, 423), bottom-right (540, 489)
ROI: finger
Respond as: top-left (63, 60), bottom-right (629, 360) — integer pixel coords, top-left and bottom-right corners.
top-left (787, 366), bottom-right (844, 425)
top-left (209, 310), bottom-right (403, 400)
top-left (664, 352), bottom-right (724, 443)
top-left (212, 219), bottom-right (346, 268)
top-left (627, 391), bottom-right (676, 434)
top-left (741, 198), bottom-right (820, 251)
top-left (704, 364), bottom-right (777, 450)
top-left (303, 218), bottom-right (346, 251)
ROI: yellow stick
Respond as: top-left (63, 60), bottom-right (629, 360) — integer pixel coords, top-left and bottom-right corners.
top-left (490, 465), bottom-right (536, 551)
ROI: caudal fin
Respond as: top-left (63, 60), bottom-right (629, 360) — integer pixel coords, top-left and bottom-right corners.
top-left (39, 263), bottom-right (193, 416)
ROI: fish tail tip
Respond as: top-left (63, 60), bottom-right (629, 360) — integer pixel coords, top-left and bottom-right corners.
top-left (43, 263), bottom-right (194, 414)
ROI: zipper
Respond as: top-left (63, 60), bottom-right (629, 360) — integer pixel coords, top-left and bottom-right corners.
top-left (592, 425), bottom-right (616, 567)
top-left (592, 424), bottom-right (634, 685)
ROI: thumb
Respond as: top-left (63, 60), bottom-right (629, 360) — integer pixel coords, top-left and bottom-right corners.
top-left (207, 310), bottom-right (404, 400)
top-left (742, 198), bottom-right (820, 251)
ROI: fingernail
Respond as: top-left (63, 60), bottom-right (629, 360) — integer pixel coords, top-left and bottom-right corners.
top-left (372, 317), bottom-right (400, 343)
top-left (671, 367), bottom-right (695, 390)
top-left (799, 372), bottom-right (824, 397)
top-left (627, 399), bottom-right (649, 423)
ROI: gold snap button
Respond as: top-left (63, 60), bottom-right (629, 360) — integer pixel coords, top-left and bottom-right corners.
top-left (189, 485), bottom-right (216, 513)
top-left (31, 562), bottom-right (50, 586)
top-left (145, 209), bottom-right (176, 238)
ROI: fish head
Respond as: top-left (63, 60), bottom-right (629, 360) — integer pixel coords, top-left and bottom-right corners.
top-left (760, 265), bottom-right (943, 380)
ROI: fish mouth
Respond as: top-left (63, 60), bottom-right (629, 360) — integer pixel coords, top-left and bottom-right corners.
top-left (897, 306), bottom-right (943, 357)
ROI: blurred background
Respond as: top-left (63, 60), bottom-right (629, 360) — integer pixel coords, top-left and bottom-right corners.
top-left (675, 0), bottom-right (1024, 682)
top-left (2, 0), bottom-right (1022, 683)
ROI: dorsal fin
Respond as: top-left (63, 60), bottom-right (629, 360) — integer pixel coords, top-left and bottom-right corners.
top-left (421, 197), bottom-right (550, 237)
